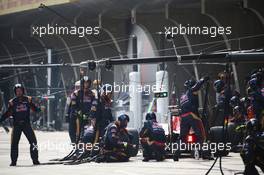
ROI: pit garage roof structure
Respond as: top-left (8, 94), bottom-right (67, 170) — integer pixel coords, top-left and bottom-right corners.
top-left (0, 0), bottom-right (264, 100)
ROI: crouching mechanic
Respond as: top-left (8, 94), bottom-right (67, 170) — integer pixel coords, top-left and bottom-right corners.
top-left (180, 77), bottom-right (209, 146)
top-left (0, 84), bottom-right (41, 166)
top-left (241, 118), bottom-right (264, 175)
top-left (95, 114), bottom-right (134, 162)
top-left (140, 112), bottom-right (166, 162)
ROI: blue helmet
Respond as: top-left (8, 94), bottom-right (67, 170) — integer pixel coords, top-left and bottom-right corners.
top-left (233, 106), bottom-right (242, 114)
top-left (250, 71), bottom-right (263, 88)
top-left (241, 97), bottom-right (250, 106)
top-left (118, 114), bottom-right (130, 122)
top-left (184, 79), bottom-right (196, 89)
top-left (230, 96), bottom-right (240, 107)
top-left (248, 78), bottom-right (258, 90)
top-left (14, 84), bottom-right (25, 95)
top-left (246, 118), bottom-right (259, 132)
top-left (145, 112), bottom-right (157, 121)
top-left (214, 80), bottom-right (225, 93)
top-left (118, 114), bottom-right (130, 128)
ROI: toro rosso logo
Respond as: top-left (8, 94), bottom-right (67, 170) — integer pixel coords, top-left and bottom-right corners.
top-left (180, 94), bottom-right (189, 104)
top-left (16, 104), bottom-right (28, 112)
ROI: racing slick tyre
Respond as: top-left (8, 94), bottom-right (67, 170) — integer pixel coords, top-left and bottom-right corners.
top-left (127, 129), bottom-right (139, 157)
top-left (226, 123), bottom-right (240, 148)
top-left (209, 126), bottom-right (230, 157)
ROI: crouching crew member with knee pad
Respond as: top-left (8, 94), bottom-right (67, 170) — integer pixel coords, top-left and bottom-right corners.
top-left (140, 112), bottom-right (166, 162)
top-left (95, 114), bottom-right (133, 162)
top-left (241, 119), bottom-right (264, 175)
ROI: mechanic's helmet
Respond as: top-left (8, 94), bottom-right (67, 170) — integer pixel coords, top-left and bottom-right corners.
top-left (230, 96), bottom-right (240, 107)
top-left (240, 97), bottom-right (250, 106)
top-left (248, 78), bottom-right (258, 90)
top-left (251, 72), bottom-right (263, 87)
top-left (82, 76), bottom-right (92, 89)
top-left (250, 71), bottom-right (262, 80)
top-left (145, 112), bottom-right (157, 121)
top-left (184, 79), bottom-right (196, 89)
top-left (246, 118), bottom-right (259, 132)
top-left (214, 80), bottom-right (225, 93)
top-left (14, 83), bottom-right (25, 95)
top-left (118, 114), bottom-right (130, 128)
top-left (251, 73), bottom-right (258, 79)
top-left (233, 106), bottom-right (242, 115)
top-left (101, 84), bottom-right (112, 94)
top-left (82, 76), bottom-right (91, 82)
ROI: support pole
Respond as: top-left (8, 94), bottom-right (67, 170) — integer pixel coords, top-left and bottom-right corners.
top-left (156, 34), bottom-right (169, 122)
top-left (47, 49), bottom-right (52, 129)
top-left (129, 36), bottom-right (142, 130)
top-left (156, 71), bottom-right (169, 123)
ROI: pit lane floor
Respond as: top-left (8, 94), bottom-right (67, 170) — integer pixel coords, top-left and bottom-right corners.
top-left (0, 128), bottom-right (258, 175)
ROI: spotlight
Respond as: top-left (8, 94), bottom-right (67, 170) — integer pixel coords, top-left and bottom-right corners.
top-left (105, 59), bottom-right (112, 70)
top-left (88, 61), bottom-right (96, 71)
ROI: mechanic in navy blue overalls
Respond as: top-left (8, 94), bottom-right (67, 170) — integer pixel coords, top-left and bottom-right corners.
top-left (65, 80), bottom-right (80, 143)
top-left (98, 84), bottom-right (114, 137)
top-left (248, 76), bottom-right (264, 123)
top-left (0, 84), bottom-right (41, 166)
top-left (96, 114), bottom-right (132, 162)
top-left (68, 76), bottom-right (97, 144)
top-left (179, 77), bottom-right (209, 144)
top-left (140, 112), bottom-right (166, 162)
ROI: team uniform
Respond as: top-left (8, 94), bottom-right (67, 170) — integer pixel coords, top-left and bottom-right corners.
top-left (95, 115), bottom-right (131, 162)
top-left (97, 94), bottom-right (114, 137)
top-left (0, 95), bottom-right (41, 166)
top-left (68, 89), bottom-right (97, 143)
top-left (140, 116), bottom-right (166, 161)
top-left (180, 79), bottom-right (207, 143)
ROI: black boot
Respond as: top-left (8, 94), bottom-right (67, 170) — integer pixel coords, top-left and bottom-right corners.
top-left (10, 162), bottom-right (16, 166)
top-left (33, 160), bottom-right (40, 165)
top-left (142, 157), bottom-right (150, 162)
top-left (155, 155), bottom-right (165, 162)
